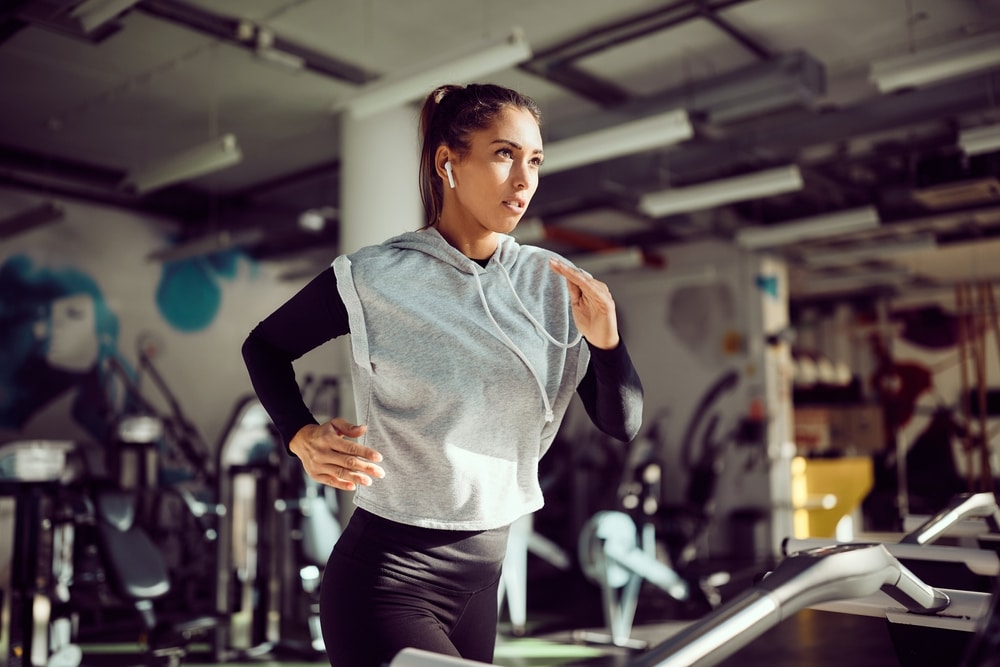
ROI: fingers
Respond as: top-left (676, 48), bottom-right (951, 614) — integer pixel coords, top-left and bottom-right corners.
top-left (548, 256), bottom-right (620, 350)
top-left (548, 257), bottom-right (585, 292)
top-left (329, 416), bottom-right (369, 439)
top-left (292, 420), bottom-right (385, 491)
top-left (548, 257), bottom-right (609, 300)
top-left (315, 459), bottom-right (379, 491)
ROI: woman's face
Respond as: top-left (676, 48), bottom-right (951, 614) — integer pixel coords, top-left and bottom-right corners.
top-left (449, 106), bottom-right (543, 238)
top-left (34, 293), bottom-right (99, 372)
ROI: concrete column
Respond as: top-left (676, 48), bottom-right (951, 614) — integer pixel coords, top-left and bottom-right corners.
top-left (335, 104), bottom-right (423, 521)
top-left (338, 104), bottom-right (423, 254)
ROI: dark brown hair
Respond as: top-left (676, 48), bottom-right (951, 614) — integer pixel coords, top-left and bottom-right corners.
top-left (418, 83), bottom-right (542, 226)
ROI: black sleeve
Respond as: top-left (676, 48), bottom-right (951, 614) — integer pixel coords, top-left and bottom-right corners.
top-left (576, 340), bottom-right (644, 443)
top-left (241, 268), bottom-right (349, 449)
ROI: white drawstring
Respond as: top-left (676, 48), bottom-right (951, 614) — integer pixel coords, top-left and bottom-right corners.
top-left (472, 266), bottom-right (556, 423)
top-left (497, 263), bottom-right (583, 350)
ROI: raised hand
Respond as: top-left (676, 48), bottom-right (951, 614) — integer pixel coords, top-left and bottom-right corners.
top-left (548, 257), bottom-right (620, 350)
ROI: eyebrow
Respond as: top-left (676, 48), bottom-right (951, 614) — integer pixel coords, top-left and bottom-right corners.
top-left (491, 139), bottom-right (544, 156)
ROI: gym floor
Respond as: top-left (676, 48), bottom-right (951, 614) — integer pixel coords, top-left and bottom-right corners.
top-left (75, 565), bottom-right (941, 667)
top-left (76, 611), bottom-right (910, 667)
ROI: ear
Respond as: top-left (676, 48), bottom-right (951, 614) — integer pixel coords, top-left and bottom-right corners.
top-left (435, 146), bottom-right (453, 186)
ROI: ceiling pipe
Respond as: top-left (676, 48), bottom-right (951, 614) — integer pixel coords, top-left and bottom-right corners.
top-left (531, 70), bottom-right (1000, 218)
top-left (0, 200), bottom-right (65, 240)
top-left (136, 0), bottom-right (374, 84)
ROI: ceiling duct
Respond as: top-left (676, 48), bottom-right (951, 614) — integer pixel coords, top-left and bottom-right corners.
top-left (628, 50), bottom-right (826, 125)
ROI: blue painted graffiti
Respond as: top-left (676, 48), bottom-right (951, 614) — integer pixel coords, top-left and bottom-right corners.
top-left (0, 254), bottom-right (124, 435)
top-left (156, 250), bottom-right (245, 332)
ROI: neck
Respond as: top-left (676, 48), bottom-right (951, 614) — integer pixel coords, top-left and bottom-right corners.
top-left (435, 215), bottom-right (498, 261)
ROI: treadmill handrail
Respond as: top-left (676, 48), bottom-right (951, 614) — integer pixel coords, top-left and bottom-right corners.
top-left (784, 537), bottom-right (1000, 577)
top-left (629, 543), bottom-right (950, 667)
top-left (901, 492), bottom-right (1000, 545)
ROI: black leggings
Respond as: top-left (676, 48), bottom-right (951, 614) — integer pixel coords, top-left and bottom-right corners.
top-left (320, 508), bottom-right (510, 667)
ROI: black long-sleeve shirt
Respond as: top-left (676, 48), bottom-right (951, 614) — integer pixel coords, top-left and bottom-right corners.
top-left (242, 269), bottom-right (643, 448)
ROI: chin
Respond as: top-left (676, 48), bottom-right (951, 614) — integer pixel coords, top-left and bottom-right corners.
top-left (507, 212), bottom-right (529, 229)
top-left (500, 221), bottom-right (522, 235)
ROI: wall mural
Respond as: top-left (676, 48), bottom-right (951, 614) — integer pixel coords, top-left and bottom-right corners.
top-left (0, 183), bottom-right (299, 456)
top-left (667, 282), bottom-right (740, 369)
top-left (156, 251), bottom-right (247, 332)
top-left (0, 254), bottom-right (124, 438)
top-left (0, 247), bottom-right (253, 439)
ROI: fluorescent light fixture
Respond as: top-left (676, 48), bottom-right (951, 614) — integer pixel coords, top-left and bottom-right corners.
top-left (803, 234), bottom-right (938, 266)
top-left (959, 124), bottom-right (1000, 156)
top-left (736, 206), bottom-right (881, 249)
top-left (333, 28), bottom-right (531, 119)
top-left (870, 31), bottom-right (1000, 93)
top-left (541, 109), bottom-right (692, 174)
top-left (70, 0), bottom-right (141, 33)
top-left (122, 134), bottom-right (243, 194)
top-left (638, 165), bottom-right (803, 218)
top-left (0, 201), bottom-right (65, 240)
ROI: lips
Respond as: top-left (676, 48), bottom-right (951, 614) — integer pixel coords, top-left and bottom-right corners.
top-left (503, 199), bottom-right (527, 211)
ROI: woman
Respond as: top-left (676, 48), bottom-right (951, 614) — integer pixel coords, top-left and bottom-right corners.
top-left (242, 83), bottom-right (643, 666)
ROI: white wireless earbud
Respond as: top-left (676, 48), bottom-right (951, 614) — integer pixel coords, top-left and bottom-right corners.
top-left (444, 161), bottom-right (456, 189)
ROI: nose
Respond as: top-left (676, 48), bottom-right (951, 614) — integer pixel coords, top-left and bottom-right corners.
top-left (512, 160), bottom-right (533, 191)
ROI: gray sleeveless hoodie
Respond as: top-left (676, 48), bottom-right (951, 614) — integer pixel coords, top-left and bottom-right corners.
top-left (332, 226), bottom-right (590, 530)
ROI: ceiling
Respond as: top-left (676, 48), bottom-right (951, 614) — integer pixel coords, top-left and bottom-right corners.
top-left (2, 0), bottom-right (1000, 304)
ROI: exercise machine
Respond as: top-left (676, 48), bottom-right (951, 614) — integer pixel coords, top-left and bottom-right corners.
top-left (213, 376), bottom-right (344, 660)
top-left (0, 440), bottom-right (81, 667)
top-left (497, 512), bottom-right (572, 637)
top-left (901, 491), bottom-right (1000, 546)
top-left (388, 542), bottom-right (965, 667)
top-left (779, 490), bottom-right (1000, 666)
top-left (629, 542), bottom-right (951, 666)
top-left (213, 395), bottom-right (283, 660)
top-left (576, 510), bottom-right (690, 649)
top-left (0, 438), bottom-right (215, 667)
top-left (571, 420), bottom-right (729, 650)
top-left (784, 491), bottom-right (1000, 592)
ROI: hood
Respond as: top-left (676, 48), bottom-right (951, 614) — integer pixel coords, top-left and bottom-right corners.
top-left (381, 226), bottom-right (520, 275)
top-left (378, 225), bottom-right (580, 424)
